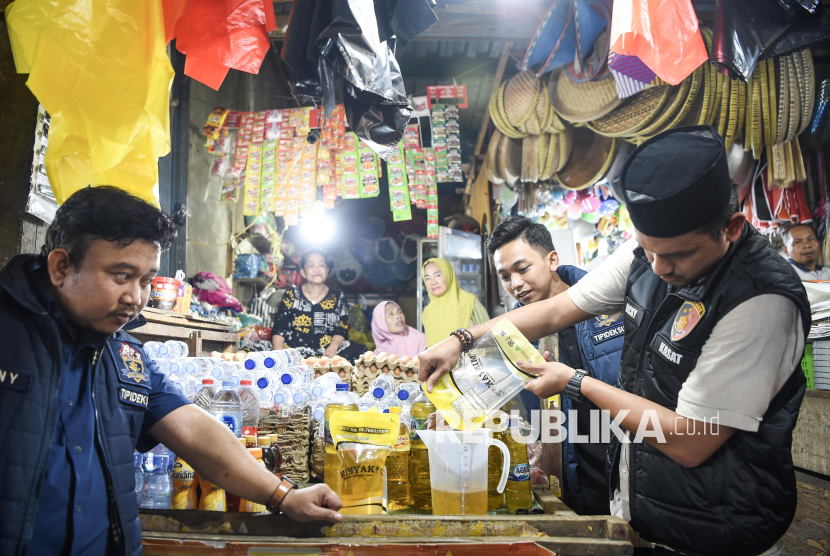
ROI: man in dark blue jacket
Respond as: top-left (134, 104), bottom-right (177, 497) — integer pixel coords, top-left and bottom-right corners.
top-left (0, 187), bottom-right (342, 556)
top-left (487, 217), bottom-right (624, 515)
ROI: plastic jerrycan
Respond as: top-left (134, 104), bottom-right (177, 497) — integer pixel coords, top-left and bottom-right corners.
top-left (416, 429), bottom-right (510, 515)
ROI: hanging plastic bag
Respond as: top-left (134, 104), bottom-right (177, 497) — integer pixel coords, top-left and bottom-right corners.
top-left (6, 0), bottom-right (174, 206)
top-left (165, 0), bottom-right (277, 90)
top-left (609, 0), bottom-right (708, 85)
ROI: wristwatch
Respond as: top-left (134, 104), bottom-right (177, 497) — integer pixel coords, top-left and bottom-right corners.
top-left (266, 477), bottom-right (298, 513)
top-left (563, 369), bottom-right (588, 402)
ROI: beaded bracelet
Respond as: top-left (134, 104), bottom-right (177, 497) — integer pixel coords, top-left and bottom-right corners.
top-left (450, 328), bottom-right (474, 352)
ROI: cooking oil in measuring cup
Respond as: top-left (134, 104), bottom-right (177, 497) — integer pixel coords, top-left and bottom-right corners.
top-left (417, 428), bottom-right (510, 516)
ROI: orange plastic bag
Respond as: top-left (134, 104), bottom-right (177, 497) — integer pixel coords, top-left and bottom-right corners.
top-left (609, 0), bottom-right (708, 85)
top-left (164, 0), bottom-right (277, 90)
top-left (6, 0), bottom-right (173, 206)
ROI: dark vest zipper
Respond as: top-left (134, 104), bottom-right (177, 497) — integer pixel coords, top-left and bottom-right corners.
top-left (627, 282), bottom-right (680, 525)
top-left (91, 343), bottom-right (126, 555)
top-left (20, 314), bottom-right (63, 556)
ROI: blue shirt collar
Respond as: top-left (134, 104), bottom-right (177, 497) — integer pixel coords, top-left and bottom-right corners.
top-left (788, 258), bottom-right (823, 272)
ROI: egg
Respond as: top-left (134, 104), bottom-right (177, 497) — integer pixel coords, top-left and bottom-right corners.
top-left (370, 364), bottom-right (378, 372)
top-left (376, 352), bottom-right (388, 361)
top-left (338, 369), bottom-right (347, 378)
top-left (319, 357), bottom-right (332, 367)
top-left (411, 357), bottom-right (420, 367)
top-left (399, 356), bottom-right (412, 366)
top-left (393, 367), bottom-right (402, 376)
top-left (222, 352), bottom-right (234, 361)
top-left (364, 351), bottom-right (375, 359)
top-left (406, 370), bottom-right (414, 377)
top-left (210, 351), bottom-right (222, 358)
top-left (388, 355), bottom-right (399, 364)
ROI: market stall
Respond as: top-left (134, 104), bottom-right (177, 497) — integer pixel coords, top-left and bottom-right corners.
top-left (5, 0), bottom-right (830, 554)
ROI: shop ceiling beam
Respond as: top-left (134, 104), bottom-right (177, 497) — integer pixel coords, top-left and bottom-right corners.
top-left (473, 42), bottom-right (513, 157)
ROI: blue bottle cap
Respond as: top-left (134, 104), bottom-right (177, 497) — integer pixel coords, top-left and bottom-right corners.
top-left (335, 383), bottom-right (349, 391)
top-left (373, 387), bottom-right (385, 399)
top-left (397, 390), bottom-right (410, 401)
top-left (222, 381), bottom-right (234, 388)
top-left (312, 385), bottom-right (323, 397)
top-left (383, 408), bottom-right (390, 413)
top-left (274, 392), bottom-right (286, 403)
top-left (280, 374), bottom-right (293, 385)
top-left (244, 359), bottom-right (256, 370)
top-left (257, 377), bottom-right (269, 389)
top-left (313, 409), bottom-right (324, 420)
top-left (293, 392), bottom-right (304, 404)
top-left (264, 357), bottom-right (275, 368)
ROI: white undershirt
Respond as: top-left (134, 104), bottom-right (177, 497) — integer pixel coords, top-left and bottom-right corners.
top-left (567, 239), bottom-right (803, 555)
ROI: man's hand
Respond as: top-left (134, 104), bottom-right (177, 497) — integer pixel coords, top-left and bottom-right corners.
top-left (322, 346), bottom-right (338, 358)
top-left (418, 336), bottom-right (464, 392)
top-left (517, 359), bottom-right (575, 399)
top-left (279, 484), bottom-right (343, 523)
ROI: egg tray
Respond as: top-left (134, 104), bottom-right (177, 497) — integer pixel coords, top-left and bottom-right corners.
top-left (304, 357), bottom-right (355, 389)
top-left (310, 422), bottom-right (326, 481)
top-left (351, 351), bottom-right (422, 395)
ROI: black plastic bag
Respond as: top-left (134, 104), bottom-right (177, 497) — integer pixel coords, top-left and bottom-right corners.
top-left (712, 0), bottom-right (830, 82)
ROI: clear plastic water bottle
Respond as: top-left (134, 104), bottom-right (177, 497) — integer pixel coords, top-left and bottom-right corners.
top-left (311, 399), bottom-right (328, 421)
top-left (370, 374), bottom-right (396, 400)
top-left (272, 385), bottom-right (292, 406)
top-left (237, 380), bottom-right (260, 436)
top-left (287, 348), bottom-right (302, 366)
top-left (227, 364), bottom-right (255, 387)
top-left (141, 453), bottom-right (173, 509)
top-left (292, 386), bottom-right (314, 409)
top-left (296, 364), bottom-right (315, 383)
top-left (134, 452), bottom-right (145, 505)
top-left (164, 340), bottom-right (189, 359)
top-left (244, 352), bottom-right (279, 372)
top-left (193, 379), bottom-right (217, 410)
top-left (167, 359), bottom-right (184, 376)
top-left (170, 372), bottom-right (198, 399)
top-left (359, 391), bottom-right (379, 412)
top-left (309, 374), bottom-right (339, 399)
top-left (208, 381), bottom-right (244, 437)
top-left (144, 341), bottom-right (162, 360)
top-left (395, 383), bottom-right (421, 405)
top-left (184, 357), bottom-right (218, 379)
top-left (151, 359), bottom-right (171, 375)
top-left (278, 366), bottom-right (310, 388)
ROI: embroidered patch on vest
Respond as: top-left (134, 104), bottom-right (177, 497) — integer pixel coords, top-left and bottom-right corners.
top-left (119, 342), bottom-right (148, 385)
top-left (671, 301), bottom-right (706, 341)
top-left (119, 386), bottom-right (149, 408)
top-left (0, 369), bottom-right (31, 392)
top-left (588, 313), bottom-right (625, 344)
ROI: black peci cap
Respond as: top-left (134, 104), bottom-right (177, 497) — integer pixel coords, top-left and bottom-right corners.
top-left (620, 125), bottom-right (732, 238)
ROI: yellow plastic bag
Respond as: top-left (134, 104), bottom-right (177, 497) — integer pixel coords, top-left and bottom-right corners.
top-left (331, 411), bottom-right (399, 514)
top-left (6, 0), bottom-right (174, 205)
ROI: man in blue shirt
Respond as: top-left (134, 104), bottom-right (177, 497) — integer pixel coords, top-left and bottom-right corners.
top-left (486, 217), bottom-right (624, 515)
top-left (0, 187), bottom-right (342, 556)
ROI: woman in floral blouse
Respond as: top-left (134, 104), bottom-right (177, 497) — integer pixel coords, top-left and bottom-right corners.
top-left (271, 249), bottom-right (366, 361)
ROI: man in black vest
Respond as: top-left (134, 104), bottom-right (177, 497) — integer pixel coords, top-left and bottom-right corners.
top-left (419, 126), bottom-right (809, 556)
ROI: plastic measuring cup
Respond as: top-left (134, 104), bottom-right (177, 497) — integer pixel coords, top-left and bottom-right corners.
top-left (416, 429), bottom-right (510, 515)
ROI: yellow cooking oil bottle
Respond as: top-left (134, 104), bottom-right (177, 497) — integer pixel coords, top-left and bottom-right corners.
top-left (487, 417), bottom-right (505, 511)
top-left (504, 416), bottom-right (533, 512)
top-left (385, 406), bottom-right (412, 511)
top-left (409, 387), bottom-right (436, 512)
top-left (324, 383), bottom-right (358, 493)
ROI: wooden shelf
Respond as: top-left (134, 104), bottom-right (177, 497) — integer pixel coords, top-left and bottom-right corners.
top-left (130, 307), bottom-right (237, 355)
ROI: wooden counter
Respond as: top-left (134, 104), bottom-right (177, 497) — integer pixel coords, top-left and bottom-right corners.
top-left (130, 307), bottom-right (237, 356)
top-left (140, 487), bottom-right (633, 556)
